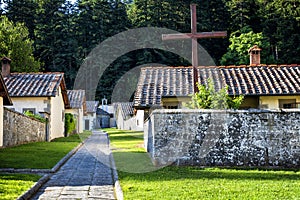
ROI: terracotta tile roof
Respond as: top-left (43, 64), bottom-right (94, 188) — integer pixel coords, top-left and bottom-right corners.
top-left (134, 65), bottom-right (300, 107)
top-left (67, 90), bottom-right (86, 109)
top-left (4, 72), bottom-right (70, 108)
top-left (0, 74), bottom-right (12, 105)
top-left (86, 101), bottom-right (99, 113)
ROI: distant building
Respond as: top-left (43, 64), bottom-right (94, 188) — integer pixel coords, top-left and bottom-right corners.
top-left (84, 101), bottom-right (99, 130)
top-left (114, 102), bottom-right (142, 131)
top-left (66, 90), bottom-right (86, 133)
top-left (96, 107), bottom-right (110, 128)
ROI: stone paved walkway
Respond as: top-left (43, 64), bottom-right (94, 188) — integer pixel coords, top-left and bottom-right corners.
top-left (31, 131), bottom-right (116, 200)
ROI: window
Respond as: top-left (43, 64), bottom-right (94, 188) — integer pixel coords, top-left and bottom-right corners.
top-left (163, 105), bottom-right (178, 109)
top-left (23, 108), bottom-right (36, 114)
top-left (260, 104), bottom-right (268, 109)
top-left (279, 99), bottom-right (296, 109)
top-left (62, 111), bottom-right (65, 122)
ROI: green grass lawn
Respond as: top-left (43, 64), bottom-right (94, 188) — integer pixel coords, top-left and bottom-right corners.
top-left (0, 131), bottom-right (91, 169)
top-left (0, 173), bottom-right (40, 200)
top-left (105, 128), bottom-right (300, 200)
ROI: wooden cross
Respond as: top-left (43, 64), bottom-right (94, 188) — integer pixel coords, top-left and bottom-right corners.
top-left (162, 4), bottom-right (227, 93)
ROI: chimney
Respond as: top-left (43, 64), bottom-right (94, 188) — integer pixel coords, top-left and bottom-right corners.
top-left (248, 45), bottom-right (262, 65)
top-left (1, 57), bottom-right (11, 77)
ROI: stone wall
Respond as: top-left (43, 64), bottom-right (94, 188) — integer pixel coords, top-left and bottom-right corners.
top-left (144, 109), bottom-right (300, 168)
top-left (3, 108), bottom-right (46, 147)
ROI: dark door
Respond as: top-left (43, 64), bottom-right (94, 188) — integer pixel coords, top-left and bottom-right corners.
top-left (45, 118), bottom-right (49, 141)
top-left (85, 119), bottom-right (90, 130)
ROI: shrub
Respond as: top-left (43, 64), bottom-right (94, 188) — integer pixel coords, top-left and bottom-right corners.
top-left (65, 113), bottom-right (76, 135)
top-left (23, 111), bottom-right (46, 123)
top-left (184, 79), bottom-right (244, 109)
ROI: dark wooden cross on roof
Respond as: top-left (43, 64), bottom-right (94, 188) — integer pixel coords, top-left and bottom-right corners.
top-left (162, 4), bottom-right (227, 93)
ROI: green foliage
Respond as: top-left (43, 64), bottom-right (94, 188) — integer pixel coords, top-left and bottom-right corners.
top-left (106, 128), bottom-right (300, 200)
top-left (0, 131), bottom-right (92, 169)
top-left (226, 0), bottom-right (262, 32)
top-left (0, 16), bottom-right (41, 72)
top-left (4, 0), bottom-right (39, 40)
top-left (220, 26), bottom-right (275, 65)
top-left (184, 79), bottom-right (244, 109)
top-left (23, 110), bottom-right (46, 123)
top-left (260, 0), bottom-right (300, 64)
top-left (65, 113), bottom-right (76, 135)
top-left (0, 173), bottom-right (41, 200)
top-left (105, 128), bottom-right (162, 173)
top-left (2, 0), bottom-right (299, 100)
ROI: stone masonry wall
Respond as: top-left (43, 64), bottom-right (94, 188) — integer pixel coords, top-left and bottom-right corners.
top-left (3, 108), bottom-right (46, 147)
top-left (144, 109), bottom-right (300, 168)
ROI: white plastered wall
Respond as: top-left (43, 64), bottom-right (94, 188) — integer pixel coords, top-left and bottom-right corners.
top-left (83, 113), bottom-right (96, 130)
top-left (260, 96), bottom-right (300, 109)
top-left (136, 110), bottom-right (144, 129)
top-left (66, 107), bottom-right (84, 133)
top-left (0, 97), bottom-right (3, 147)
top-left (6, 97), bottom-right (48, 114)
top-left (50, 87), bottom-right (65, 140)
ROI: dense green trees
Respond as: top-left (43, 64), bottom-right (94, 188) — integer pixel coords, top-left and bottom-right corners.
top-left (0, 16), bottom-right (40, 72)
top-left (220, 26), bottom-right (275, 65)
top-left (4, 0), bottom-right (38, 40)
top-left (0, 0), bottom-right (299, 101)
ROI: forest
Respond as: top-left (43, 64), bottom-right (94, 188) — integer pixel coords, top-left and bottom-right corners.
top-left (0, 0), bottom-right (299, 102)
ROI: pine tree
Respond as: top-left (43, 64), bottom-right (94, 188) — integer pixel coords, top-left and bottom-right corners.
top-left (260, 0), bottom-right (300, 63)
top-left (4, 0), bottom-right (38, 40)
top-left (35, 0), bottom-right (79, 88)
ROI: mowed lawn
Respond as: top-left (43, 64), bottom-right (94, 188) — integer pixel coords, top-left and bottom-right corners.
top-left (105, 128), bottom-right (300, 200)
top-left (0, 131), bottom-right (91, 169)
top-left (0, 173), bottom-right (40, 200)
top-left (0, 131), bottom-right (91, 200)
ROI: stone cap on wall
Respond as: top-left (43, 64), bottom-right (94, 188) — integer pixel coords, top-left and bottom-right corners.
top-left (151, 108), bottom-right (300, 114)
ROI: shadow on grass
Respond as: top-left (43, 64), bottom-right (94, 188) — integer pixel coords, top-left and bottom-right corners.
top-left (0, 131), bottom-right (92, 169)
top-left (113, 151), bottom-right (163, 173)
top-left (107, 128), bottom-right (300, 183)
top-left (115, 151), bottom-right (300, 181)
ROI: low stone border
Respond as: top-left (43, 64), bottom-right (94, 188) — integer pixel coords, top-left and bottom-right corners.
top-left (0, 168), bottom-right (51, 175)
top-left (104, 131), bottom-right (124, 200)
top-left (17, 174), bottom-right (51, 200)
top-left (110, 152), bottom-right (124, 200)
